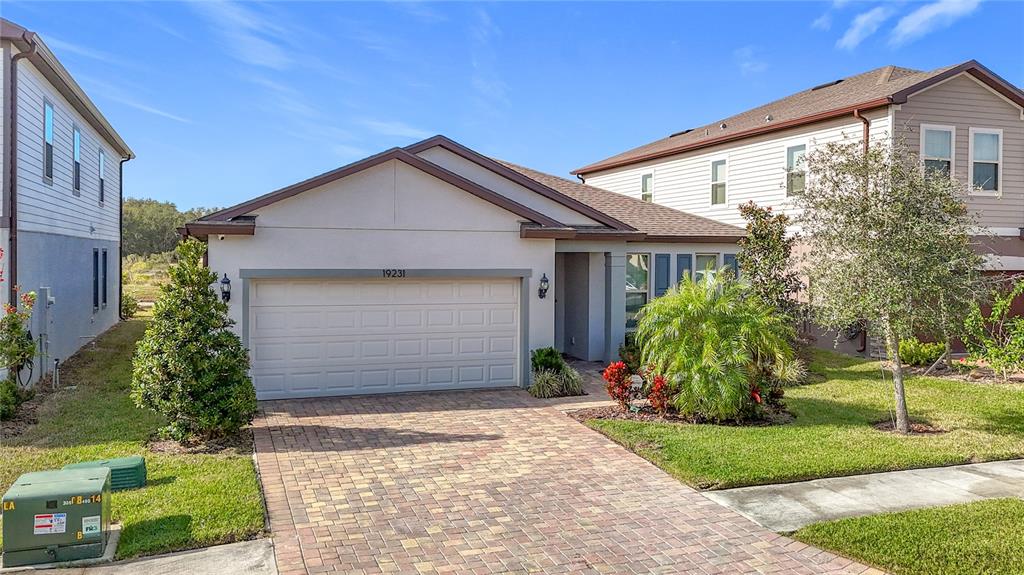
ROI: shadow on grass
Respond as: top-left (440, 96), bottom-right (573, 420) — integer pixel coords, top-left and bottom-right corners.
top-left (118, 513), bottom-right (193, 558)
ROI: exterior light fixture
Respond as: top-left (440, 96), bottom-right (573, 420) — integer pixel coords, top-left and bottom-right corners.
top-left (538, 273), bottom-right (550, 299)
top-left (220, 273), bottom-right (232, 302)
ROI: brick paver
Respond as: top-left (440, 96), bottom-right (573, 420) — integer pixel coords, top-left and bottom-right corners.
top-left (254, 389), bottom-right (875, 574)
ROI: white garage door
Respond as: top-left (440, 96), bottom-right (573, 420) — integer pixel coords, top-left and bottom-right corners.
top-left (249, 277), bottom-right (521, 399)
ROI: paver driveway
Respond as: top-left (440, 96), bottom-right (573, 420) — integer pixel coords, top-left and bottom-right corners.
top-left (254, 389), bottom-right (877, 575)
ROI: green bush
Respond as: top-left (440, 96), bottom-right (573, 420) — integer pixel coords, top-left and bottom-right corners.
top-left (528, 366), bottom-right (584, 398)
top-left (0, 377), bottom-right (17, 420)
top-left (636, 271), bottom-right (801, 421)
top-left (899, 338), bottom-right (945, 367)
top-left (121, 293), bottom-right (140, 319)
top-left (617, 333), bottom-right (643, 376)
top-left (131, 239), bottom-right (257, 442)
top-left (963, 278), bottom-right (1024, 379)
top-left (531, 347), bottom-right (567, 373)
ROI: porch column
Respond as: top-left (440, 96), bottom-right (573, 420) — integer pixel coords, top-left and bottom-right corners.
top-left (604, 250), bottom-right (626, 362)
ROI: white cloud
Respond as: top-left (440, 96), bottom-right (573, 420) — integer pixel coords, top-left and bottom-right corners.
top-left (733, 46), bottom-right (768, 76)
top-left (469, 8), bottom-right (509, 110)
top-left (837, 6), bottom-right (894, 50)
top-left (190, 1), bottom-right (294, 69)
top-left (357, 119), bottom-right (432, 140)
top-left (76, 74), bottom-right (192, 124)
top-left (43, 36), bottom-right (129, 66)
top-left (811, 13), bottom-right (832, 31)
top-left (890, 0), bottom-right (982, 46)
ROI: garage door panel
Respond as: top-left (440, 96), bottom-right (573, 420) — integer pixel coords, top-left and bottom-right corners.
top-left (250, 278), bottom-right (520, 398)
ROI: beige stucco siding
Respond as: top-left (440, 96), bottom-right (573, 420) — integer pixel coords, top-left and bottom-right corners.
top-left (584, 108), bottom-right (890, 227)
top-left (894, 74), bottom-right (1024, 232)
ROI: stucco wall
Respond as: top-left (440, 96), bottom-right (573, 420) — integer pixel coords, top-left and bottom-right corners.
top-left (18, 230), bottom-right (120, 385)
top-left (206, 159), bottom-right (559, 373)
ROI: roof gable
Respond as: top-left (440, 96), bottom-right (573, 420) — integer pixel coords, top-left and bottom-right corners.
top-left (200, 147), bottom-right (564, 227)
top-left (574, 60), bottom-right (1024, 175)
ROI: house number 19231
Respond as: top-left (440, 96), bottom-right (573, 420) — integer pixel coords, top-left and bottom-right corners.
top-left (382, 269), bottom-right (407, 278)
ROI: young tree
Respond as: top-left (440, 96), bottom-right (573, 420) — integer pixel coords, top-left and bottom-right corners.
top-left (736, 201), bottom-right (801, 315)
top-left (796, 138), bottom-right (984, 433)
top-left (132, 238), bottom-right (256, 442)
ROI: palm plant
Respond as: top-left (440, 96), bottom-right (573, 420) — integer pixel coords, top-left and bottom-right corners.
top-left (635, 270), bottom-right (801, 421)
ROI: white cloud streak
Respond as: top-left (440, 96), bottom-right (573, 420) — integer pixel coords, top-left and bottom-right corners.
top-left (733, 46), bottom-right (768, 76)
top-left (837, 6), bottom-right (894, 50)
top-left (811, 13), bottom-right (832, 31)
top-left (889, 0), bottom-right (982, 46)
top-left (357, 119), bottom-right (432, 140)
top-left (76, 74), bottom-right (192, 124)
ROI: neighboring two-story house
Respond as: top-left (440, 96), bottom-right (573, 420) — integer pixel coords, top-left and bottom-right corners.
top-left (574, 61), bottom-right (1024, 275)
top-left (2, 18), bottom-right (133, 385)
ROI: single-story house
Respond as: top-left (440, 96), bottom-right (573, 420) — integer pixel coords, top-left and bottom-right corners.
top-left (183, 136), bottom-right (743, 399)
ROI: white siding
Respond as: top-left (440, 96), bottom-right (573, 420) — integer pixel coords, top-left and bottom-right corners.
top-left (585, 109), bottom-right (891, 227)
top-left (14, 58), bottom-right (120, 240)
top-left (894, 74), bottom-right (1024, 232)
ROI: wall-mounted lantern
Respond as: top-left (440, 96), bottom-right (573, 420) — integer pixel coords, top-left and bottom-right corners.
top-left (220, 274), bottom-right (232, 302)
top-left (538, 273), bottom-right (550, 299)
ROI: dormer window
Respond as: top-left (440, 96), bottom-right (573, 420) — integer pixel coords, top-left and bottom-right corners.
top-left (641, 174), bottom-right (653, 202)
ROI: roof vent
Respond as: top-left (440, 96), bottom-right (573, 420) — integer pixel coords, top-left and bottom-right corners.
top-left (810, 79), bottom-right (844, 91)
top-left (764, 114), bottom-right (773, 122)
top-left (669, 128), bottom-right (694, 138)
top-left (720, 123), bottom-right (727, 130)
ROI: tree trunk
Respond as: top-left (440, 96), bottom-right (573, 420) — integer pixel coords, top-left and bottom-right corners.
top-left (882, 322), bottom-right (911, 434)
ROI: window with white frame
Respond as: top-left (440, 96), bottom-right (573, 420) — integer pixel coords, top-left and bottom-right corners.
top-left (641, 173), bottom-right (653, 202)
top-left (43, 101), bottom-right (54, 182)
top-left (694, 254), bottom-right (718, 283)
top-left (73, 126), bottom-right (82, 192)
top-left (921, 125), bottom-right (954, 178)
top-left (625, 253), bottom-right (650, 329)
top-left (98, 150), bottom-right (106, 203)
top-left (970, 128), bottom-right (1001, 193)
top-left (710, 159), bottom-right (727, 205)
top-left (786, 144), bottom-right (806, 195)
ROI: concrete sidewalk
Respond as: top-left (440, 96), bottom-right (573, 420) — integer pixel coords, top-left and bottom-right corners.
top-left (704, 459), bottom-right (1024, 532)
top-left (29, 539), bottom-right (275, 575)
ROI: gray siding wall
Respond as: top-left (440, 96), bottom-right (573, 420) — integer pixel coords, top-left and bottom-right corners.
top-left (894, 74), bottom-right (1024, 231)
top-left (19, 231), bottom-right (120, 385)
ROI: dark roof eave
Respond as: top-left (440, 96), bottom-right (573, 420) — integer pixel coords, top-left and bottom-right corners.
top-left (520, 224), bottom-right (740, 243)
top-left (180, 220), bottom-right (257, 240)
top-left (572, 97), bottom-right (892, 175)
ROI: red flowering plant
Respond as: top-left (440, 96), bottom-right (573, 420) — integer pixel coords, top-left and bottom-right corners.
top-left (602, 361), bottom-right (635, 409)
top-left (0, 287), bottom-right (37, 384)
top-left (646, 374), bottom-right (672, 414)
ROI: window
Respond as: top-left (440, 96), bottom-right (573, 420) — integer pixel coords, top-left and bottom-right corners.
top-left (625, 253), bottom-right (650, 329)
top-left (694, 254), bottom-right (718, 283)
top-left (43, 102), bottom-right (54, 181)
top-left (921, 124), bottom-right (954, 178)
top-left (641, 173), bottom-right (654, 202)
top-left (970, 128), bottom-right (1001, 193)
top-left (710, 159), bottom-right (727, 205)
top-left (73, 126), bottom-right (82, 192)
top-left (786, 144), bottom-right (806, 195)
top-left (98, 150), bottom-right (106, 203)
top-left (101, 249), bottom-right (108, 308)
top-left (92, 248), bottom-right (99, 310)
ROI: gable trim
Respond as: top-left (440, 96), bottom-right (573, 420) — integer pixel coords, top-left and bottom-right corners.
top-left (890, 61), bottom-right (1024, 110)
top-left (200, 147), bottom-right (566, 228)
top-left (405, 135), bottom-right (635, 231)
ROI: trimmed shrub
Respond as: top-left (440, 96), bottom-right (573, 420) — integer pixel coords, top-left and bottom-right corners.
top-left (531, 347), bottom-right (567, 373)
top-left (603, 361), bottom-right (635, 409)
top-left (899, 338), bottom-right (945, 367)
top-left (646, 374), bottom-right (671, 414)
top-left (0, 378), bottom-right (17, 421)
top-left (617, 333), bottom-right (643, 376)
top-left (131, 238), bottom-right (257, 442)
top-left (121, 292), bottom-right (140, 319)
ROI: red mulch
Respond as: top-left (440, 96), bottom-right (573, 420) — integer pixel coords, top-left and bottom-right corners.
top-left (568, 404), bottom-right (794, 426)
top-left (147, 428), bottom-right (254, 456)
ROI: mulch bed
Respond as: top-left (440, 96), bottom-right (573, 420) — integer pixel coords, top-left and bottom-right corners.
top-left (147, 428), bottom-right (254, 456)
top-left (568, 404), bottom-right (794, 426)
top-left (873, 419), bottom-right (947, 435)
top-left (1, 375), bottom-right (58, 440)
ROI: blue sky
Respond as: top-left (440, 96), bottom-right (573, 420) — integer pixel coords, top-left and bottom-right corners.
top-left (7, 0), bottom-right (1023, 210)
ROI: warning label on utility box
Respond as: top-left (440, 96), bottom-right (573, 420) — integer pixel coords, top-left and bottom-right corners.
top-left (33, 513), bottom-right (67, 535)
top-left (82, 515), bottom-right (101, 536)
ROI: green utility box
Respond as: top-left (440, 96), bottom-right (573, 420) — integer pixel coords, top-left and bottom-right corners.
top-left (1, 468), bottom-right (112, 567)
top-left (64, 456), bottom-right (147, 492)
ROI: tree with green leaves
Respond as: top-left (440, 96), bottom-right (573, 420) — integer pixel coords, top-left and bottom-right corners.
top-left (796, 138), bottom-right (984, 433)
top-left (131, 238), bottom-right (256, 442)
top-left (736, 201), bottom-right (801, 315)
top-left (123, 198), bottom-right (218, 256)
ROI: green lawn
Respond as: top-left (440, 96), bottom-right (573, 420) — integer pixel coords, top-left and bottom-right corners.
top-left (0, 319), bottom-right (265, 559)
top-left (587, 350), bottom-right (1024, 489)
top-left (793, 498), bottom-right (1024, 575)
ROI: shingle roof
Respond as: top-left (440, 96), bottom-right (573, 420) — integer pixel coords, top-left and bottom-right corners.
top-left (574, 60), bottom-right (1024, 175)
top-left (496, 160), bottom-right (744, 240)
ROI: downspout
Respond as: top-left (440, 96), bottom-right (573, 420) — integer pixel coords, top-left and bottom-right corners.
top-left (7, 31), bottom-right (39, 306)
top-left (118, 157), bottom-right (130, 319)
top-left (854, 108), bottom-right (870, 353)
